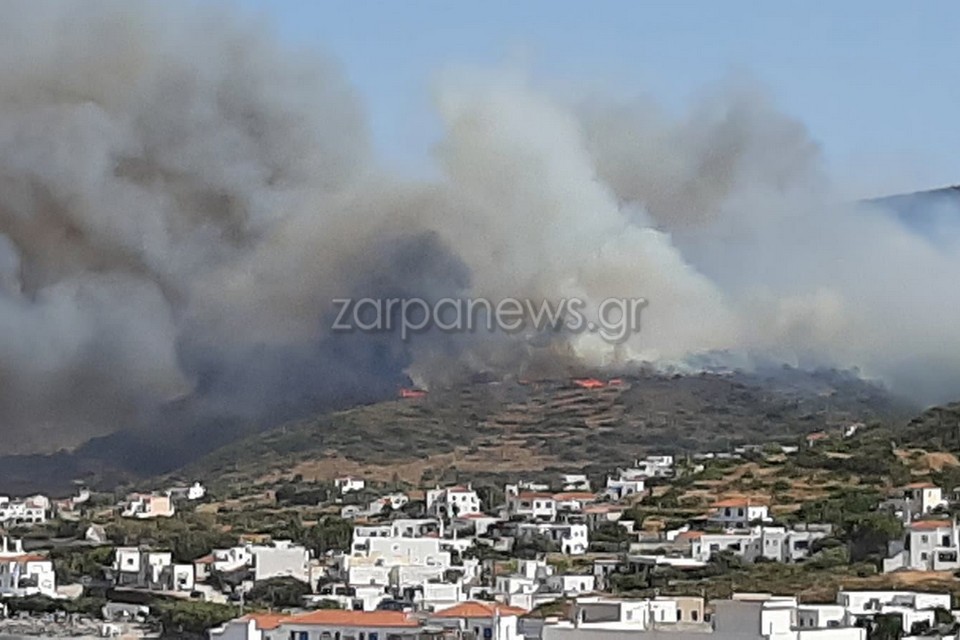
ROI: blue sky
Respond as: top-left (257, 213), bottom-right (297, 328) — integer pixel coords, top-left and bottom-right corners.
top-left (235, 0), bottom-right (960, 196)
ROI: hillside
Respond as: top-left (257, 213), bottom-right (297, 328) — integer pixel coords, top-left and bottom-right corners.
top-left (893, 402), bottom-right (960, 451)
top-left (173, 367), bottom-right (913, 493)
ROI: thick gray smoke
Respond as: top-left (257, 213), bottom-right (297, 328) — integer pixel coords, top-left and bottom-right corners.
top-left (0, 1), bottom-right (955, 457)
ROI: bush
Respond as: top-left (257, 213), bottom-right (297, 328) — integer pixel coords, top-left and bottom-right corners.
top-left (806, 545), bottom-right (849, 569)
top-left (772, 480), bottom-right (792, 493)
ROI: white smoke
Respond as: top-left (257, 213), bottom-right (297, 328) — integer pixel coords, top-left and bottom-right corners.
top-left (0, 0), bottom-right (955, 456)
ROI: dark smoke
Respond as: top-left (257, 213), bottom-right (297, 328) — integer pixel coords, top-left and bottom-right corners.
top-left (0, 1), bottom-right (957, 474)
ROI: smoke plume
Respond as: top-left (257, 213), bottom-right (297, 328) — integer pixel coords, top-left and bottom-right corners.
top-left (0, 1), bottom-right (955, 456)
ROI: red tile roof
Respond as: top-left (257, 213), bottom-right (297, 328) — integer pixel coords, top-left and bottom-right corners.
top-left (287, 611), bottom-right (418, 628)
top-left (583, 505), bottom-right (622, 514)
top-left (432, 602), bottom-right (528, 619)
top-left (677, 531), bottom-right (704, 540)
top-left (553, 492), bottom-right (598, 502)
top-left (910, 520), bottom-right (953, 531)
top-left (0, 554), bottom-right (48, 564)
top-left (242, 613), bottom-right (288, 631)
top-left (516, 492), bottom-right (554, 500)
top-left (904, 482), bottom-right (938, 489)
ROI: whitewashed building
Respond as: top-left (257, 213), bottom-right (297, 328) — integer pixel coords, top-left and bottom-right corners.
top-left (0, 538), bottom-right (55, 598)
top-left (707, 499), bottom-right (770, 528)
top-left (427, 485), bottom-right (482, 518)
top-left (883, 519), bottom-right (960, 572)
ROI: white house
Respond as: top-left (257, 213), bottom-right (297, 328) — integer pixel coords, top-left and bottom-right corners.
top-left (112, 547), bottom-right (195, 591)
top-left (883, 519), bottom-right (960, 573)
top-left (121, 493), bottom-right (175, 519)
top-left (0, 496), bottom-right (47, 526)
top-left (683, 525), bottom-right (831, 563)
top-left (603, 477), bottom-right (645, 501)
top-left (633, 455), bottom-right (675, 478)
top-left (561, 474), bottom-right (591, 491)
top-left (427, 485), bottom-right (482, 518)
top-left (837, 590), bottom-right (952, 632)
top-left (553, 492), bottom-right (599, 514)
top-left (250, 540), bottom-right (310, 583)
top-left (213, 546), bottom-right (253, 573)
top-left (312, 583), bottom-right (390, 612)
top-left (543, 593), bottom-right (866, 640)
top-left (429, 601), bottom-right (526, 640)
top-left (335, 477), bottom-right (366, 495)
top-left (707, 499), bottom-right (770, 527)
top-left (0, 538), bottom-right (56, 598)
top-left (517, 523), bottom-right (589, 555)
top-left (883, 483), bottom-right (948, 522)
top-left (506, 491), bottom-right (557, 521)
top-left (210, 540), bottom-right (309, 584)
top-left (343, 526), bottom-right (461, 588)
top-left (211, 610), bottom-right (421, 640)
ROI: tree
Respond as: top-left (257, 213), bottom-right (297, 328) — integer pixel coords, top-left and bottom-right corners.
top-left (154, 600), bottom-right (238, 637)
top-left (50, 545), bottom-right (115, 583)
top-left (295, 516), bottom-right (353, 557)
top-left (246, 576), bottom-right (312, 608)
top-left (514, 533), bottom-right (559, 559)
top-left (932, 607), bottom-right (955, 627)
top-left (806, 545), bottom-right (849, 569)
top-left (845, 513), bottom-right (903, 563)
top-left (868, 613), bottom-right (903, 640)
top-left (475, 485), bottom-right (504, 510)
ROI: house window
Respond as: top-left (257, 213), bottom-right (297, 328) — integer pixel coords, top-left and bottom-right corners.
top-left (921, 535), bottom-right (929, 544)
top-left (483, 629), bottom-right (493, 640)
top-left (692, 611), bottom-right (698, 622)
top-left (369, 634), bottom-right (378, 640)
top-left (921, 552), bottom-right (929, 561)
top-left (359, 633), bottom-right (365, 640)
top-left (737, 508), bottom-right (744, 517)
top-left (943, 535), bottom-right (952, 547)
